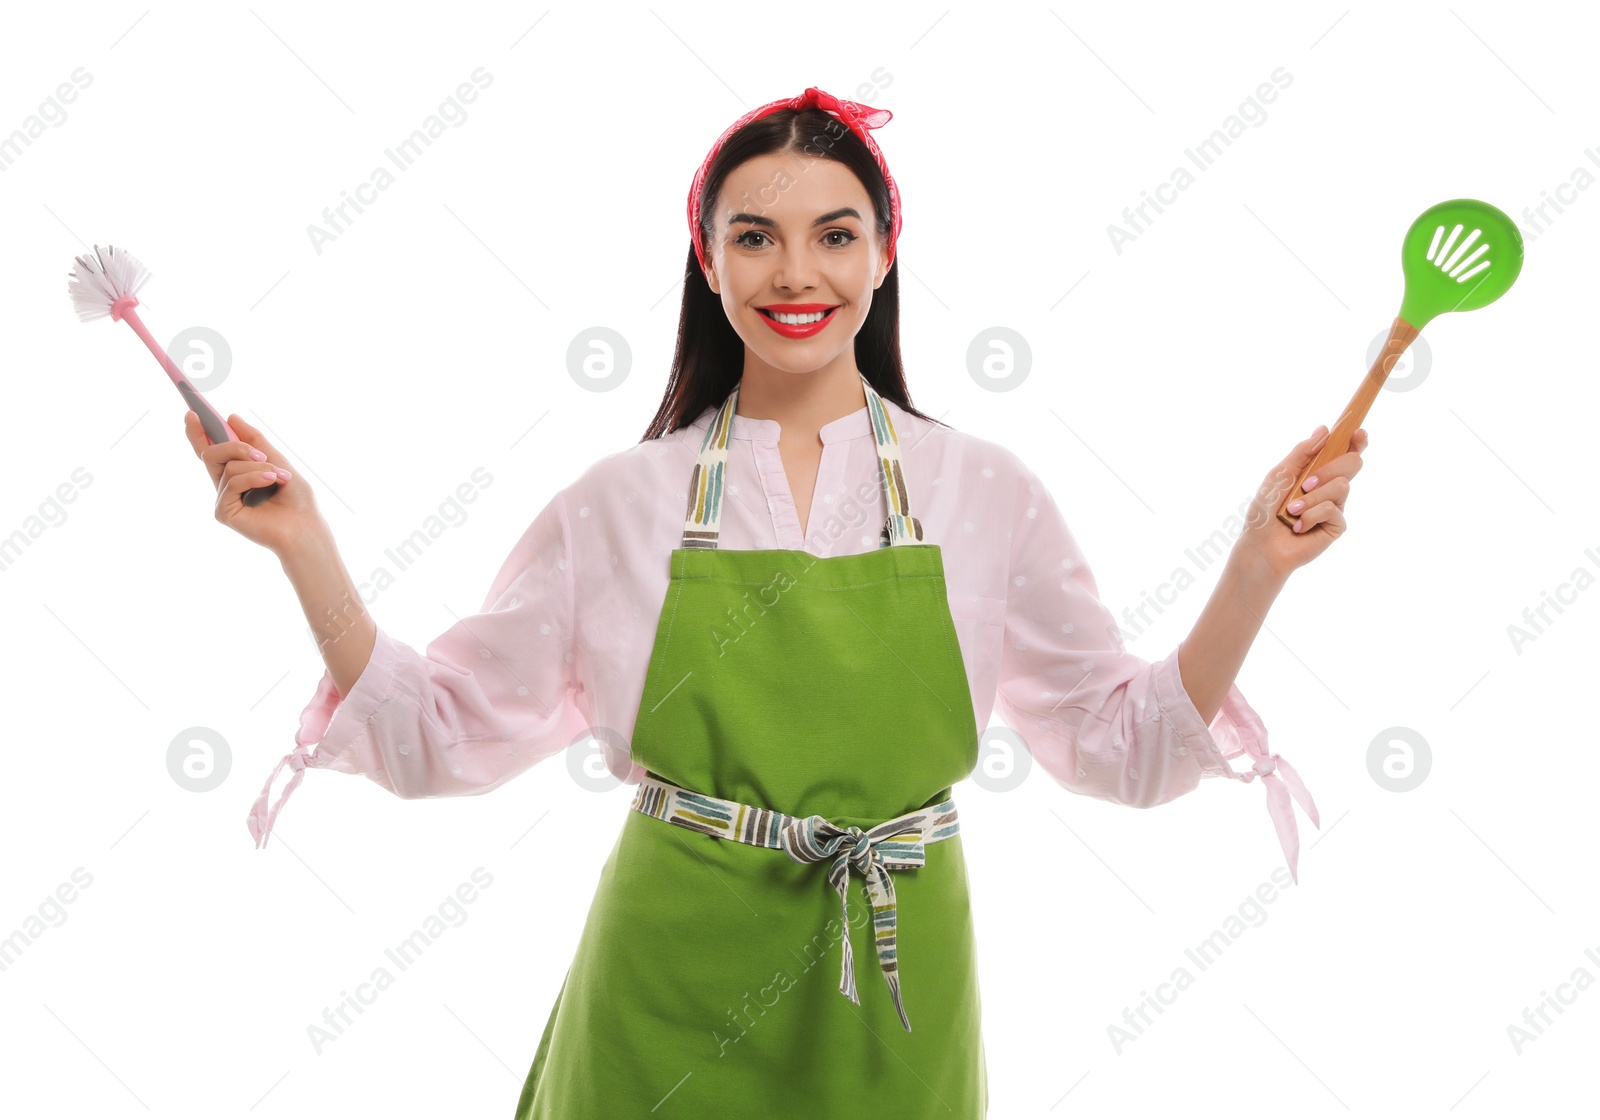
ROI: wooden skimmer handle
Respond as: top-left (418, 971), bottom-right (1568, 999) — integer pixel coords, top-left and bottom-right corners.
top-left (1277, 316), bottom-right (1421, 529)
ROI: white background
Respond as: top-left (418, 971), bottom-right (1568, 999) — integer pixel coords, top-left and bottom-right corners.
top-left (2, 1), bottom-right (1594, 1116)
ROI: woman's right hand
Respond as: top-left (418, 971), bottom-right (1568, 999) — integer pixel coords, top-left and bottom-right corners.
top-left (184, 410), bottom-right (323, 557)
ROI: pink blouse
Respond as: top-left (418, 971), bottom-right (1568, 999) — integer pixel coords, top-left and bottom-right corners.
top-left (247, 397), bottom-right (1318, 877)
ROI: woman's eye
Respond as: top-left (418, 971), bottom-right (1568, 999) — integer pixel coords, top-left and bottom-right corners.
top-left (733, 229), bottom-right (859, 249)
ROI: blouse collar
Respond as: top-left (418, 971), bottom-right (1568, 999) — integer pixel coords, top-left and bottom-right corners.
top-left (686, 397), bottom-right (878, 445)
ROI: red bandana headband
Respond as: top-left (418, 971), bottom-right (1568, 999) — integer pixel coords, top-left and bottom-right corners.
top-left (686, 85), bottom-right (902, 275)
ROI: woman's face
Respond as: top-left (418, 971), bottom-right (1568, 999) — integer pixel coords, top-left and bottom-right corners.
top-left (702, 153), bottom-right (889, 375)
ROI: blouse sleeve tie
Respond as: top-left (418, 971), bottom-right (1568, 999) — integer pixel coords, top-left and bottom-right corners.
top-left (247, 739), bottom-right (315, 850)
top-left (1206, 687), bottom-right (1319, 883)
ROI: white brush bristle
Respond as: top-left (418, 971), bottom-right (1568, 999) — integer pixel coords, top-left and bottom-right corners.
top-left (66, 244), bottom-right (151, 323)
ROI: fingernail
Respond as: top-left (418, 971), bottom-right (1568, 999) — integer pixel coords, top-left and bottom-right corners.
top-left (1302, 475), bottom-right (1318, 492)
top-left (1311, 425), bottom-right (1326, 438)
top-left (250, 448), bottom-right (267, 461)
top-left (1287, 498), bottom-right (1305, 513)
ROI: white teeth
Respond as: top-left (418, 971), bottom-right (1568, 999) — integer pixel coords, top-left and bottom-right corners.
top-left (767, 309), bottom-right (829, 325)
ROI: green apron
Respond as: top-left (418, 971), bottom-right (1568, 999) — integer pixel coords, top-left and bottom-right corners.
top-left (515, 374), bottom-right (987, 1117)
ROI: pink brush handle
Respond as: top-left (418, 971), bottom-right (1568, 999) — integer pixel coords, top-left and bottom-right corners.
top-left (114, 300), bottom-right (280, 507)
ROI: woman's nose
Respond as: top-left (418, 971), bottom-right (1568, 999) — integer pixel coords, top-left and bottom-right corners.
top-left (771, 243), bottom-right (819, 291)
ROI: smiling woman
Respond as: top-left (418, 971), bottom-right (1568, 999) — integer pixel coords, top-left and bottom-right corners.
top-left (510, 89), bottom-right (1004, 1119)
top-left (239, 83), bottom-right (1329, 1120)
top-left (503, 84), bottom-right (1306, 1120)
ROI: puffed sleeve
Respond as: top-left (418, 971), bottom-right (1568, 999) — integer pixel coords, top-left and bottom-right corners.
top-left (991, 455), bottom-right (1319, 881)
top-left (246, 488), bottom-right (592, 848)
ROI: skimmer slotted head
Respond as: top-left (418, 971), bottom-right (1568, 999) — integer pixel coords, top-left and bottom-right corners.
top-left (1272, 197), bottom-right (1524, 529)
top-left (1397, 199), bottom-right (1523, 331)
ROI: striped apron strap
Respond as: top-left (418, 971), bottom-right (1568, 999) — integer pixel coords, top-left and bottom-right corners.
top-left (680, 373), bottom-right (924, 550)
top-left (631, 770), bottom-right (959, 1032)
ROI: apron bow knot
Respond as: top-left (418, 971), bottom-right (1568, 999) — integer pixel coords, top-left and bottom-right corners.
top-left (778, 813), bottom-right (933, 1032)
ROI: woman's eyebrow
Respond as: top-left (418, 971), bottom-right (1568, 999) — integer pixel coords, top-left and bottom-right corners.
top-left (727, 207), bottom-right (862, 229)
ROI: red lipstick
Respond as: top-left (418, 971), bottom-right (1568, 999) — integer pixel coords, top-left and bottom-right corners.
top-left (756, 303), bottom-right (840, 339)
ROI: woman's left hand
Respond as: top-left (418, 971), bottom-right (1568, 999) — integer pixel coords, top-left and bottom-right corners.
top-left (1238, 424), bottom-right (1369, 580)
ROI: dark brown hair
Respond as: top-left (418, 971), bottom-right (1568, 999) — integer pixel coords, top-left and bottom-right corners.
top-left (638, 107), bottom-right (944, 443)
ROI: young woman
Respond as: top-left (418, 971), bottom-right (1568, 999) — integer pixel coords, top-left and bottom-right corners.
top-left (191, 87), bottom-right (1364, 1118)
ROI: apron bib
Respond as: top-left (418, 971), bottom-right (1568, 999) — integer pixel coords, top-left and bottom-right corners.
top-left (515, 375), bottom-right (987, 1117)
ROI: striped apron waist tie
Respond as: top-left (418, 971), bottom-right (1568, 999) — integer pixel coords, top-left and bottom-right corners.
top-left (630, 772), bottom-right (960, 1033)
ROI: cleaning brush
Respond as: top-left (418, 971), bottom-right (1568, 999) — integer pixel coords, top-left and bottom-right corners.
top-left (67, 244), bottom-right (280, 506)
